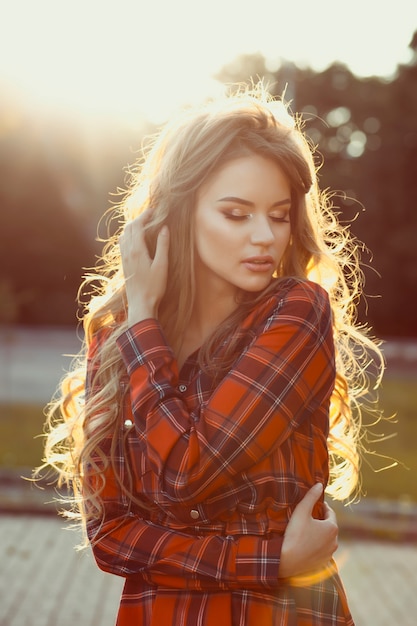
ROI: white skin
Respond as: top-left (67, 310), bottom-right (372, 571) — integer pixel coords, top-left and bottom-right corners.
top-left (119, 154), bottom-right (338, 579)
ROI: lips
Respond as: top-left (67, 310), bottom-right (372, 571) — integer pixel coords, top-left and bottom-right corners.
top-left (242, 256), bottom-right (275, 272)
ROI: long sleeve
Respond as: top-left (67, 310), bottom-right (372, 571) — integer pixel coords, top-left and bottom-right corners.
top-left (87, 507), bottom-right (283, 590)
top-left (85, 334), bottom-right (284, 590)
top-left (116, 281), bottom-right (335, 504)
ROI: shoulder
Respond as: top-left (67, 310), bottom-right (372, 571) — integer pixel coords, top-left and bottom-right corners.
top-left (280, 278), bottom-right (331, 313)
top-left (259, 278), bottom-right (330, 319)
top-left (243, 279), bottom-right (332, 344)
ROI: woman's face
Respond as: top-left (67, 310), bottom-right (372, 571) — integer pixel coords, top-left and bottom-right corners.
top-left (194, 154), bottom-right (292, 299)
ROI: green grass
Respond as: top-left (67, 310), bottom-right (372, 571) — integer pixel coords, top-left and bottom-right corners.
top-left (0, 403), bottom-right (46, 469)
top-left (359, 377), bottom-right (417, 501)
top-left (1, 377), bottom-right (416, 500)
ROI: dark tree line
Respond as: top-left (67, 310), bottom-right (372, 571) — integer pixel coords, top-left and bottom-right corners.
top-left (218, 36), bottom-right (417, 337)
top-left (0, 107), bottom-right (145, 325)
top-left (1, 33), bottom-right (416, 336)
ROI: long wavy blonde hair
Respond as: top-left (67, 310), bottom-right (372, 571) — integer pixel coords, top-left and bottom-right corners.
top-left (39, 84), bottom-right (383, 526)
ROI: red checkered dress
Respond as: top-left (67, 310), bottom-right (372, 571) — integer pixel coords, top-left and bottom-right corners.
top-left (85, 279), bottom-right (354, 625)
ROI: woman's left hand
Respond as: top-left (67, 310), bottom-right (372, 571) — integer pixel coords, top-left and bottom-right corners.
top-left (279, 484), bottom-right (338, 578)
top-left (119, 212), bottom-right (170, 326)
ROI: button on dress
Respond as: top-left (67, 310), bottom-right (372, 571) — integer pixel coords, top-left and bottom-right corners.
top-left (85, 279), bottom-right (354, 625)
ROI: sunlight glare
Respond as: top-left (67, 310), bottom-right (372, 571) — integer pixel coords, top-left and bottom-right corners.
top-left (0, 0), bottom-right (416, 123)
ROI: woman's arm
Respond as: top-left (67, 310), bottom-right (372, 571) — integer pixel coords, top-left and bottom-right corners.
top-left (87, 476), bottom-right (336, 589)
top-left (84, 341), bottom-right (283, 591)
top-left (116, 281), bottom-right (335, 503)
top-left (88, 508), bottom-right (282, 590)
top-left (85, 311), bottom-right (337, 589)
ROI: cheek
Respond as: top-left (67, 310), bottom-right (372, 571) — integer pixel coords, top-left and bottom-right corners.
top-left (275, 228), bottom-right (292, 260)
top-left (195, 223), bottom-right (217, 263)
top-left (196, 233), bottom-right (229, 268)
top-left (275, 225), bottom-right (291, 245)
top-left (283, 223), bottom-right (292, 242)
top-left (195, 215), bottom-right (233, 254)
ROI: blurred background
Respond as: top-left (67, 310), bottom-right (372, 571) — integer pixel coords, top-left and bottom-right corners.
top-left (1, 2), bottom-right (417, 624)
top-left (1, 0), bottom-right (416, 502)
top-left (0, 0), bottom-right (416, 528)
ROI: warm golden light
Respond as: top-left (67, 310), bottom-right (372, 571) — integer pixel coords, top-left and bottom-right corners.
top-left (0, 0), bottom-right (415, 124)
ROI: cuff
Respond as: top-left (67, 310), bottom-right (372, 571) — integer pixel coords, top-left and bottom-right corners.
top-left (234, 534), bottom-right (283, 589)
top-left (116, 319), bottom-right (174, 375)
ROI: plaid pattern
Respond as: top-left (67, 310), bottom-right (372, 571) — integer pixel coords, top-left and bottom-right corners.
top-left (86, 279), bottom-right (354, 625)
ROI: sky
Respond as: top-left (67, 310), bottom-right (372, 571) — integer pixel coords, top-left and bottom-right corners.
top-left (1, 0), bottom-right (417, 125)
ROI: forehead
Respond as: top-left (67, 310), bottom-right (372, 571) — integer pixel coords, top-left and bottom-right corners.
top-left (198, 154), bottom-right (291, 199)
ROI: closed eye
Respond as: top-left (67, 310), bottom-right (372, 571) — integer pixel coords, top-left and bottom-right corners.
top-left (269, 213), bottom-right (290, 223)
top-left (222, 210), bottom-right (290, 223)
top-left (222, 211), bottom-right (251, 221)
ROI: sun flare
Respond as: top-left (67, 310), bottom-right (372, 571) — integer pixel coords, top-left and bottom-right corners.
top-left (0, 0), bottom-right (415, 124)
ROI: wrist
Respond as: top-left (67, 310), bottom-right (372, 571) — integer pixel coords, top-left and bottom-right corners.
top-left (127, 306), bottom-right (157, 326)
top-left (279, 541), bottom-right (301, 579)
top-left (278, 543), bottom-right (292, 578)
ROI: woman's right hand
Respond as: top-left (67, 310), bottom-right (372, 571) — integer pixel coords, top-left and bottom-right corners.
top-left (119, 212), bottom-right (170, 326)
top-left (279, 483), bottom-right (339, 578)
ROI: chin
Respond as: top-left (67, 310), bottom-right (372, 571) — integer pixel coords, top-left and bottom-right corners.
top-left (240, 279), bottom-right (273, 293)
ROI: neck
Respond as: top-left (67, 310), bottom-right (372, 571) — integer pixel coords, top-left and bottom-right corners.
top-left (191, 289), bottom-right (238, 342)
top-left (176, 283), bottom-right (239, 369)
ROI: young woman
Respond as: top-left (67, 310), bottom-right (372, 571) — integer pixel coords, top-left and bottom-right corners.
top-left (41, 85), bottom-right (383, 625)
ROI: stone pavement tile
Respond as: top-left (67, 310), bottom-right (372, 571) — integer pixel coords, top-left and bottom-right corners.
top-left (1, 515), bottom-right (123, 626)
top-left (338, 539), bottom-right (417, 625)
top-left (0, 327), bottom-right (81, 404)
top-left (3, 514), bottom-right (417, 626)
top-left (1, 328), bottom-right (416, 404)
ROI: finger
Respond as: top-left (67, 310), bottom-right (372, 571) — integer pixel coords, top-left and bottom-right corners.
top-left (295, 483), bottom-right (323, 516)
top-left (323, 502), bottom-right (337, 525)
top-left (153, 226), bottom-right (170, 267)
top-left (123, 217), bottom-right (149, 259)
top-left (120, 220), bottom-right (137, 246)
top-left (322, 502), bottom-right (339, 551)
top-left (137, 208), bottom-right (152, 223)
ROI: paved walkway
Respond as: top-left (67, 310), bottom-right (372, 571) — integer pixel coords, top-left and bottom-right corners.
top-left (2, 513), bottom-right (417, 626)
top-left (1, 327), bottom-right (417, 404)
top-left (2, 329), bottom-right (417, 624)
top-left (1, 514), bottom-right (121, 626)
top-left (0, 326), bottom-right (82, 404)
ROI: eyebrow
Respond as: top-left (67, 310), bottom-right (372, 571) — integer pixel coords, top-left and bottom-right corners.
top-left (216, 196), bottom-right (291, 208)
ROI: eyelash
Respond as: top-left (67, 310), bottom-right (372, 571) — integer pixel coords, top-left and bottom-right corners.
top-left (223, 212), bottom-right (290, 223)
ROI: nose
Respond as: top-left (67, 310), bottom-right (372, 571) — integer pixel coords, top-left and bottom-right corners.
top-left (250, 215), bottom-right (275, 246)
